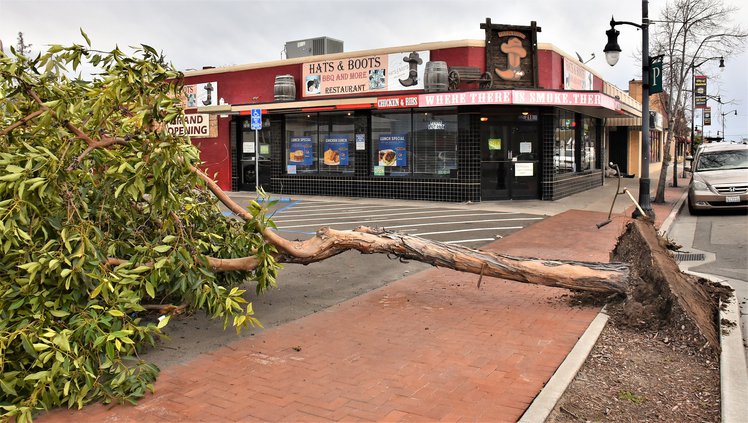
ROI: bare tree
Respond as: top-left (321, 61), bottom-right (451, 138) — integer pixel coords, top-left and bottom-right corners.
top-left (15, 31), bottom-right (32, 56)
top-left (651, 0), bottom-right (747, 202)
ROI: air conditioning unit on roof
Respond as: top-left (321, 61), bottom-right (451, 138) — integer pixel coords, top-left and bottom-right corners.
top-left (284, 37), bottom-right (343, 59)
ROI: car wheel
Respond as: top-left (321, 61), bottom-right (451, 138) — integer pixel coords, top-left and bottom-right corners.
top-left (687, 198), bottom-right (700, 216)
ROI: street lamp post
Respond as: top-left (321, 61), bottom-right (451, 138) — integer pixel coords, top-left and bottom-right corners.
top-left (721, 109), bottom-right (738, 140)
top-left (603, 0), bottom-right (654, 218)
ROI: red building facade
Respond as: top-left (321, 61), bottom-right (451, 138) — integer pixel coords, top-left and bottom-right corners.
top-left (183, 21), bottom-right (633, 202)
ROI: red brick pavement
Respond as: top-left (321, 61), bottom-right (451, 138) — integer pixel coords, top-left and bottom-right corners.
top-left (40, 181), bottom-right (688, 423)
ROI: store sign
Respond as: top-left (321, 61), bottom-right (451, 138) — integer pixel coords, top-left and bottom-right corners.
top-left (704, 107), bottom-right (712, 126)
top-left (427, 121), bottom-right (446, 130)
top-left (376, 95), bottom-right (419, 109)
top-left (166, 113), bottom-right (218, 138)
top-left (411, 90), bottom-right (620, 111)
top-left (563, 57), bottom-right (594, 90)
top-left (694, 75), bottom-right (707, 109)
top-left (302, 50), bottom-right (430, 98)
top-left (481, 19), bottom-right (540, 89)
top-left (179, 81), bottom-right (218, 109)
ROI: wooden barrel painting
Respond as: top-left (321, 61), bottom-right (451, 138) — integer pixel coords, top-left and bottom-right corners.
top-left (274, 75), bottom-right (296, 102)
top-left (424, 61), bottom-right (449, 93)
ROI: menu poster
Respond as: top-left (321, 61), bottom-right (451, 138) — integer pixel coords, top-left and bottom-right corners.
top-left (323, 135), bottom-right (350, 166)
top-left (378, 134), bottom-right (407, 167)
top-left (288, 137), bottom-right (314, 166)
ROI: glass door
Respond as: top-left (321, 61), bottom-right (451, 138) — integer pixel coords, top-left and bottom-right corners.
top-left (480, 118), bottom-right (539, 200)
top-left (238, 118), bottom-right (272, 191)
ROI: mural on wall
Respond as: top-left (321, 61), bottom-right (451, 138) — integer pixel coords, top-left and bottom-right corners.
top-left (563, 57), bottom-right (594, 90)
top-left (481, 19), bottom-right (541, 89)
top-left (302, 51), bottom-right (430, 97)
top-left (179, 82), bottom-right (219, 109)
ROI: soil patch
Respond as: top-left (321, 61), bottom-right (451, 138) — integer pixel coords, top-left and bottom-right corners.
top-left (547, 219), bottom-right (734, 422)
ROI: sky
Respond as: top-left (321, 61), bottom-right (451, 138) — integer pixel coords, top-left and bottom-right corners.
top-left (2, 0), bottom-right (747, 140)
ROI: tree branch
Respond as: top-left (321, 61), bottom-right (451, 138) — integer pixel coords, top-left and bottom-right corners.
top-left (28, 89), bottom-right (97, 146)
top-left (0, 109), bottom-right (44, 136)
top-left (67, 136), bottom-right (128, 170)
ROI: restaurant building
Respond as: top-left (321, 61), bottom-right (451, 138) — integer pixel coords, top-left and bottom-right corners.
top-left (184, 20), bottom-right (641, 202)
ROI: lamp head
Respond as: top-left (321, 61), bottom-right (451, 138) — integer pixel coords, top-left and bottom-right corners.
top-left (604, 25), bottom-right (622, 66)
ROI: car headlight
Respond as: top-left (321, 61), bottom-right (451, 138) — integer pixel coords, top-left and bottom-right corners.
top-left (691, 180), bottom-right (709, 191)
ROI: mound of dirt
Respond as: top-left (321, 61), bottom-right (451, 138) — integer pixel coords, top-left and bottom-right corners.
top-left (548, 218), bottom-right (734, 422)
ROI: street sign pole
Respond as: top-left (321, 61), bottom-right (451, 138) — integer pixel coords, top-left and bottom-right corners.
top-left (250, 108), bottom-right (262, 192)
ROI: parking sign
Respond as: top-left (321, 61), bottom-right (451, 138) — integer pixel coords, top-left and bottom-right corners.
top-left (250, 108), bottom-right (262, 130)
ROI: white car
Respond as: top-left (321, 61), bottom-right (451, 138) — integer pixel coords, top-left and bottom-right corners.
top-left (687, 143), bottom-right (748, 214)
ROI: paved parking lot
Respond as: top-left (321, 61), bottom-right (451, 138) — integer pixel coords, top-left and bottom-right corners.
top-left (263, 199), bottom-right (544, 248)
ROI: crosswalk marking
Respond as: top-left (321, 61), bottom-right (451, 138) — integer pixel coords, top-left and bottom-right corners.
top-left (276, 214), bottom-right (541, 229)
top-left (272, 208), bottom-right (501, 223)
top-left (261, 200), bottom-right (543, 247)
top-left (407, 226), bottom-right (523, 236)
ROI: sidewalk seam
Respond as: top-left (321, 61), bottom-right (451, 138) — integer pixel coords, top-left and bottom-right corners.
top-left (518, 309), bottom-right (609, 423)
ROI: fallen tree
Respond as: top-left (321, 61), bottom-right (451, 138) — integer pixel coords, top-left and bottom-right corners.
top-left (0, 37), bottom-right (722, 421)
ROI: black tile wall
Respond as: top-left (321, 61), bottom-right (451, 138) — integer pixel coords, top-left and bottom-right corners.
top-left (243, 108), bottom-right (600, 202)
top-left (265, 111), bottom-right (481, 203)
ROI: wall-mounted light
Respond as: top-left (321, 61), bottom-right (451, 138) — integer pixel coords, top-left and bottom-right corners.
top-left (480, 117), bottom-right (489, 122)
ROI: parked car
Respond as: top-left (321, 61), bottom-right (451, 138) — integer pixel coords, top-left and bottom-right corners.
top-left (687, 143), bottom-right (748, 214)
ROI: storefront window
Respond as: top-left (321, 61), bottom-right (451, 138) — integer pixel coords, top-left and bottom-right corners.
top-left (318, 112), bottom-right (356, 174)
top-left (286, 114), bottom-right (318, 173)
top-left (412, 110), bottom-right (458, 177)
top-left (371, 111), bottom-right (412, 176)
top-left (581, 117), bottom-right (597, 171)
top-left (371, 109), bottom-right (458, 178)
top-left (554, 110), bottom-right (576, 174)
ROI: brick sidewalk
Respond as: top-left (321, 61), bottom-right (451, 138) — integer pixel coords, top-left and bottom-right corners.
top-left (41, 180), bottom-right (688, 422)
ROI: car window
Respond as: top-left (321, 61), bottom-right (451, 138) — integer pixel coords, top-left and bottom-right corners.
top-left (694, 150), bottom-right (748, 171)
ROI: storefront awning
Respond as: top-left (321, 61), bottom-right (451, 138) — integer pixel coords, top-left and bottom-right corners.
top-left (198, 89), bottom-right (635, 119)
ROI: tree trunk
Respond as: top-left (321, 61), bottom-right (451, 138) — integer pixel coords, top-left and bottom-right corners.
top-left (269, 226), bottom-right (630, 295)
top-left (612, 219), bottom-right (724, 350)
top-left (654, 128), bottom-right (675, 203)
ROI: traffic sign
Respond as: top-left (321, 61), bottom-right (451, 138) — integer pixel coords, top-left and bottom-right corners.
top-left (250, 108), bottom-right (262, 130)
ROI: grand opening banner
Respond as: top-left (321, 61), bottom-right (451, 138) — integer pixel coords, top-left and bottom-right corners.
top-left (302, 50), bottom-right (430, 98)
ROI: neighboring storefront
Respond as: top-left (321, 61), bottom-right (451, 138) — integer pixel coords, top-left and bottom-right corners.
top-left (604, 80), bottom-right (666, 178)
top-left (186, 20), bottom-right (639, 202)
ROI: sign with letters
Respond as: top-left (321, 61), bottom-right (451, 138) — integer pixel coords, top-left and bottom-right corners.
top-left (694, 75), bottom-right (707, 109)
top-left (649, 56), bottom-right (664, 94)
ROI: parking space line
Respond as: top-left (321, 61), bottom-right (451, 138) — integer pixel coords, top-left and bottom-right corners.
top-left (385, 218), bottom-right (540, 230)
top-left (278, 214), bottom-right (542, 229)
top-left (444, 238), bottom-right (496, 244)
top-left (411, 226), bottom-right (523, 236)
top-left (272, 208), bottom-right (495, 223)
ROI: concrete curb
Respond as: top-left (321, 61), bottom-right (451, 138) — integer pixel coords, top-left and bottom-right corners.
top-left (518, 310), bottom-right (609, 422)
top-left (683, 271), bottom-right (748, 423)
top-left (665, 190), bottom-right (748, 421)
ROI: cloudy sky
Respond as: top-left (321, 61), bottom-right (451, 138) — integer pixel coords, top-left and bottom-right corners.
top-left (2, 0), bottom-right (746, 139)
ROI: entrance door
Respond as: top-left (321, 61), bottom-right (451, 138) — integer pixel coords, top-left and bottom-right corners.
top-left (238, 119), bottom-right (272, 191)
top-left (480, 120), bottom-right (539, 200)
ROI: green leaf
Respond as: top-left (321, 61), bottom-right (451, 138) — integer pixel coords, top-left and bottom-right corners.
top-left (50, 309), bottom-right (70, 318)
top-left (108, 309), bottom-right (124, 317)
top-left (153, 245), bottom-right (171, 253)
top-left (145, 281), bottom-right (155, 299)
top-left (157, 315), bottom-right (171, 329)
top-left (80, 28), bottom-right (91, 47)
